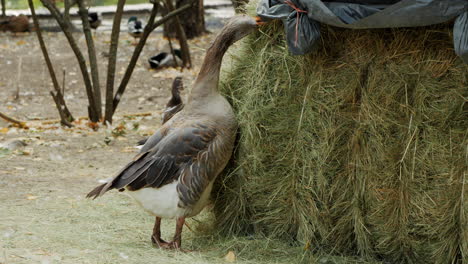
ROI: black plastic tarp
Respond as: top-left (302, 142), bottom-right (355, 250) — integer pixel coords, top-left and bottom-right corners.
top-left (257, 0), bottom-right (468, 63)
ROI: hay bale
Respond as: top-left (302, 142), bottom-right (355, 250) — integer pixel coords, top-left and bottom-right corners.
top-left (213, 5), bottom-right (467, 264)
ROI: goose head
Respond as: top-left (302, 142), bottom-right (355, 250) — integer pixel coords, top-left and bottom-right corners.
top-left (215, 15), bottom-right (263, 49)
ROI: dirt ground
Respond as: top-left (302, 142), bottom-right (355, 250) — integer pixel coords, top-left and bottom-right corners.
top-left (0, 25), bottom-right (312, 264)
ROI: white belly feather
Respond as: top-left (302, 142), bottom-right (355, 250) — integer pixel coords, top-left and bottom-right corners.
top-left (126, 180), bottom-right (214, 219)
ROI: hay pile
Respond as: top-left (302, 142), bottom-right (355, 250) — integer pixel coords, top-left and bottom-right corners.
top-left (213, 6), bottom-right (467, 264)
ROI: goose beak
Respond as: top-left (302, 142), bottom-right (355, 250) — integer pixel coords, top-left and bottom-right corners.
top-left (254, 16), bottom-right (266, 26)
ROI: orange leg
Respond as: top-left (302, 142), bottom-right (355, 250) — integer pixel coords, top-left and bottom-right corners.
top-left (151, 217), bottom-right (186, 250)
top-left (170, 217), bottom-right (185, 249)
top-left (151, 217), bottom-right (169, 248)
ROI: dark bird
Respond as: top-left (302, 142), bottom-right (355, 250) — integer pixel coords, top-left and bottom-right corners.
top-left (162, 76), bottom-right (184, 124)
top-left (137, 77), bottom-right (185, 147)
top-left (87, 15), bottom-right (263, 250)
top-left (128, 16), bottom-right (143, 44)
top-left (148, 49), bottom-right (182, 69)
top-left (88, 12), bottom-right (102, 30)
top-left (0, 15), bottom-right (29, 33)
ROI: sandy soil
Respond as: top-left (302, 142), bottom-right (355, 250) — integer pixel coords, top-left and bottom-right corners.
top-left (0, 26), bottom-right (305, 263)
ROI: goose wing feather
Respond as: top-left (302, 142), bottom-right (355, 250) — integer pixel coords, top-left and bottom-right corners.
top-left (87, 124), bottom-right (218, 201)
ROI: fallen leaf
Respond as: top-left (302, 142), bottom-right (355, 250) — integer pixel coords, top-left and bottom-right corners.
top-left (304, 241), bottom-right (311, 250)
top-left (121, 147), bottom-right (135, 153)
top-left (87, 122), bottom-right (99, 130)
top-left (224, 251), bottom-right (236, 263)
top-left (16, 40), bottom-right (27, 46)
top-left (27, 195), bottom-right (38, 200)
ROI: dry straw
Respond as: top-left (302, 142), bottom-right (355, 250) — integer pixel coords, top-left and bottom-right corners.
top-left (213, 4), bottom-right (467, 263)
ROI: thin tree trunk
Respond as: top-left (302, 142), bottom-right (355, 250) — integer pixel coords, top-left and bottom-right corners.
top-left (40, 0), bottom-right (99, 122)
top-left (28, 0), bottom-right (74, 127)
top-left (103, 0), bottom-right (126, 125)
top-left (164, 0), bottom-right (205, 39)
top-left (76, 0), bottom-right (102, 119)
top-left (1, 0), bottom-right (5, 17)
top-left (111, 3), bottom-right (192, 116)
top-left (111, 3), bottom-right (159, 116)
top-left (167, 37), bottom-right (179, 68)
top-left (64, 0), bottom-right (77, 31)
top-left (163, 0), bottom-right (191, 68)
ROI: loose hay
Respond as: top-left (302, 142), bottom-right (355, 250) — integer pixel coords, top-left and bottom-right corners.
top-left (213, 4), bottom-right (467, 264)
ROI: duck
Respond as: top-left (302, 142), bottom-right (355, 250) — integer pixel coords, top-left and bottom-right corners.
top-left (161, 76), bottom-right (184, 123)
top-left (87, 15), bottom-right (263, 250)
top-left (88, 12), bottom-right (102, 30)
top-left (128, 16), bottom-right (143, 44)
top-left (148, 49), bottom-right (183, 69)
top-left (0, 15), bottom-right (29, 33)
top-left (136, 76), bottom-right (185, 147)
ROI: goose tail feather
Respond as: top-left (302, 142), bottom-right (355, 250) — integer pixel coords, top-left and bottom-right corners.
top-left (86, 182), bottom-right (109, 199)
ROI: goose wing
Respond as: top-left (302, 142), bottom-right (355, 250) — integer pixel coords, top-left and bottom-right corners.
top-left (87, 123), bottom-right (218, 203)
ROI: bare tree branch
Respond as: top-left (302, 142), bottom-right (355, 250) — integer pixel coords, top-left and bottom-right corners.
top-left (76, 0), bottom-right (102, 119)
top-left (40, 0), bottom-right (100, 122)
top-left (111, 3), bottom-right (160, 115)
top-left (0, 112), bottom-right (28, 128)
top-left (1, 0), bottom-right (5, 17)
top-left (62, 68), bottom-right (66, 96)
top-left (28, 0), bottom-right (75, 126)
top-left (167, 37), bottom-right (179, 68)
top-left (111, 3), bottom-right (192, 116)
top-left (14, 57), bottom-right (22, 101)
top-left (104, 0), bottom-right (126, 124)
top-left (64, 0), bottom-right (78, 31)
top-left (163, 0), bottom-right (191, 68)
top-left (149, 3), bottom-right (192, 32)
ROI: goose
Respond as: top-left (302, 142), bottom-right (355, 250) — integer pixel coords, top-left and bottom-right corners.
top-left (128, 16), bottom-right (143, 44)
top-left (87, 15), bottom-right (263, 250)
top-left (148, 49), bottom-right (183, 69)
top-left (136, 76), bottom-right (184, 147)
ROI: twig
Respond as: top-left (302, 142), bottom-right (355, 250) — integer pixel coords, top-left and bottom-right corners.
top-left (29, 0), bottom-right (75, 126)
top-left (122, 112), bottom-right (153, 118)
top-left (62, 68), bottom-right (66, 96)
top-left (14, 57), bottom-right (22, 101)
top-left (103, 0), bottom-right (126, 125)
top-left (111, 3), bottom-right (192, 116)
top-left (0, 112), bottom-right (27, 128)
